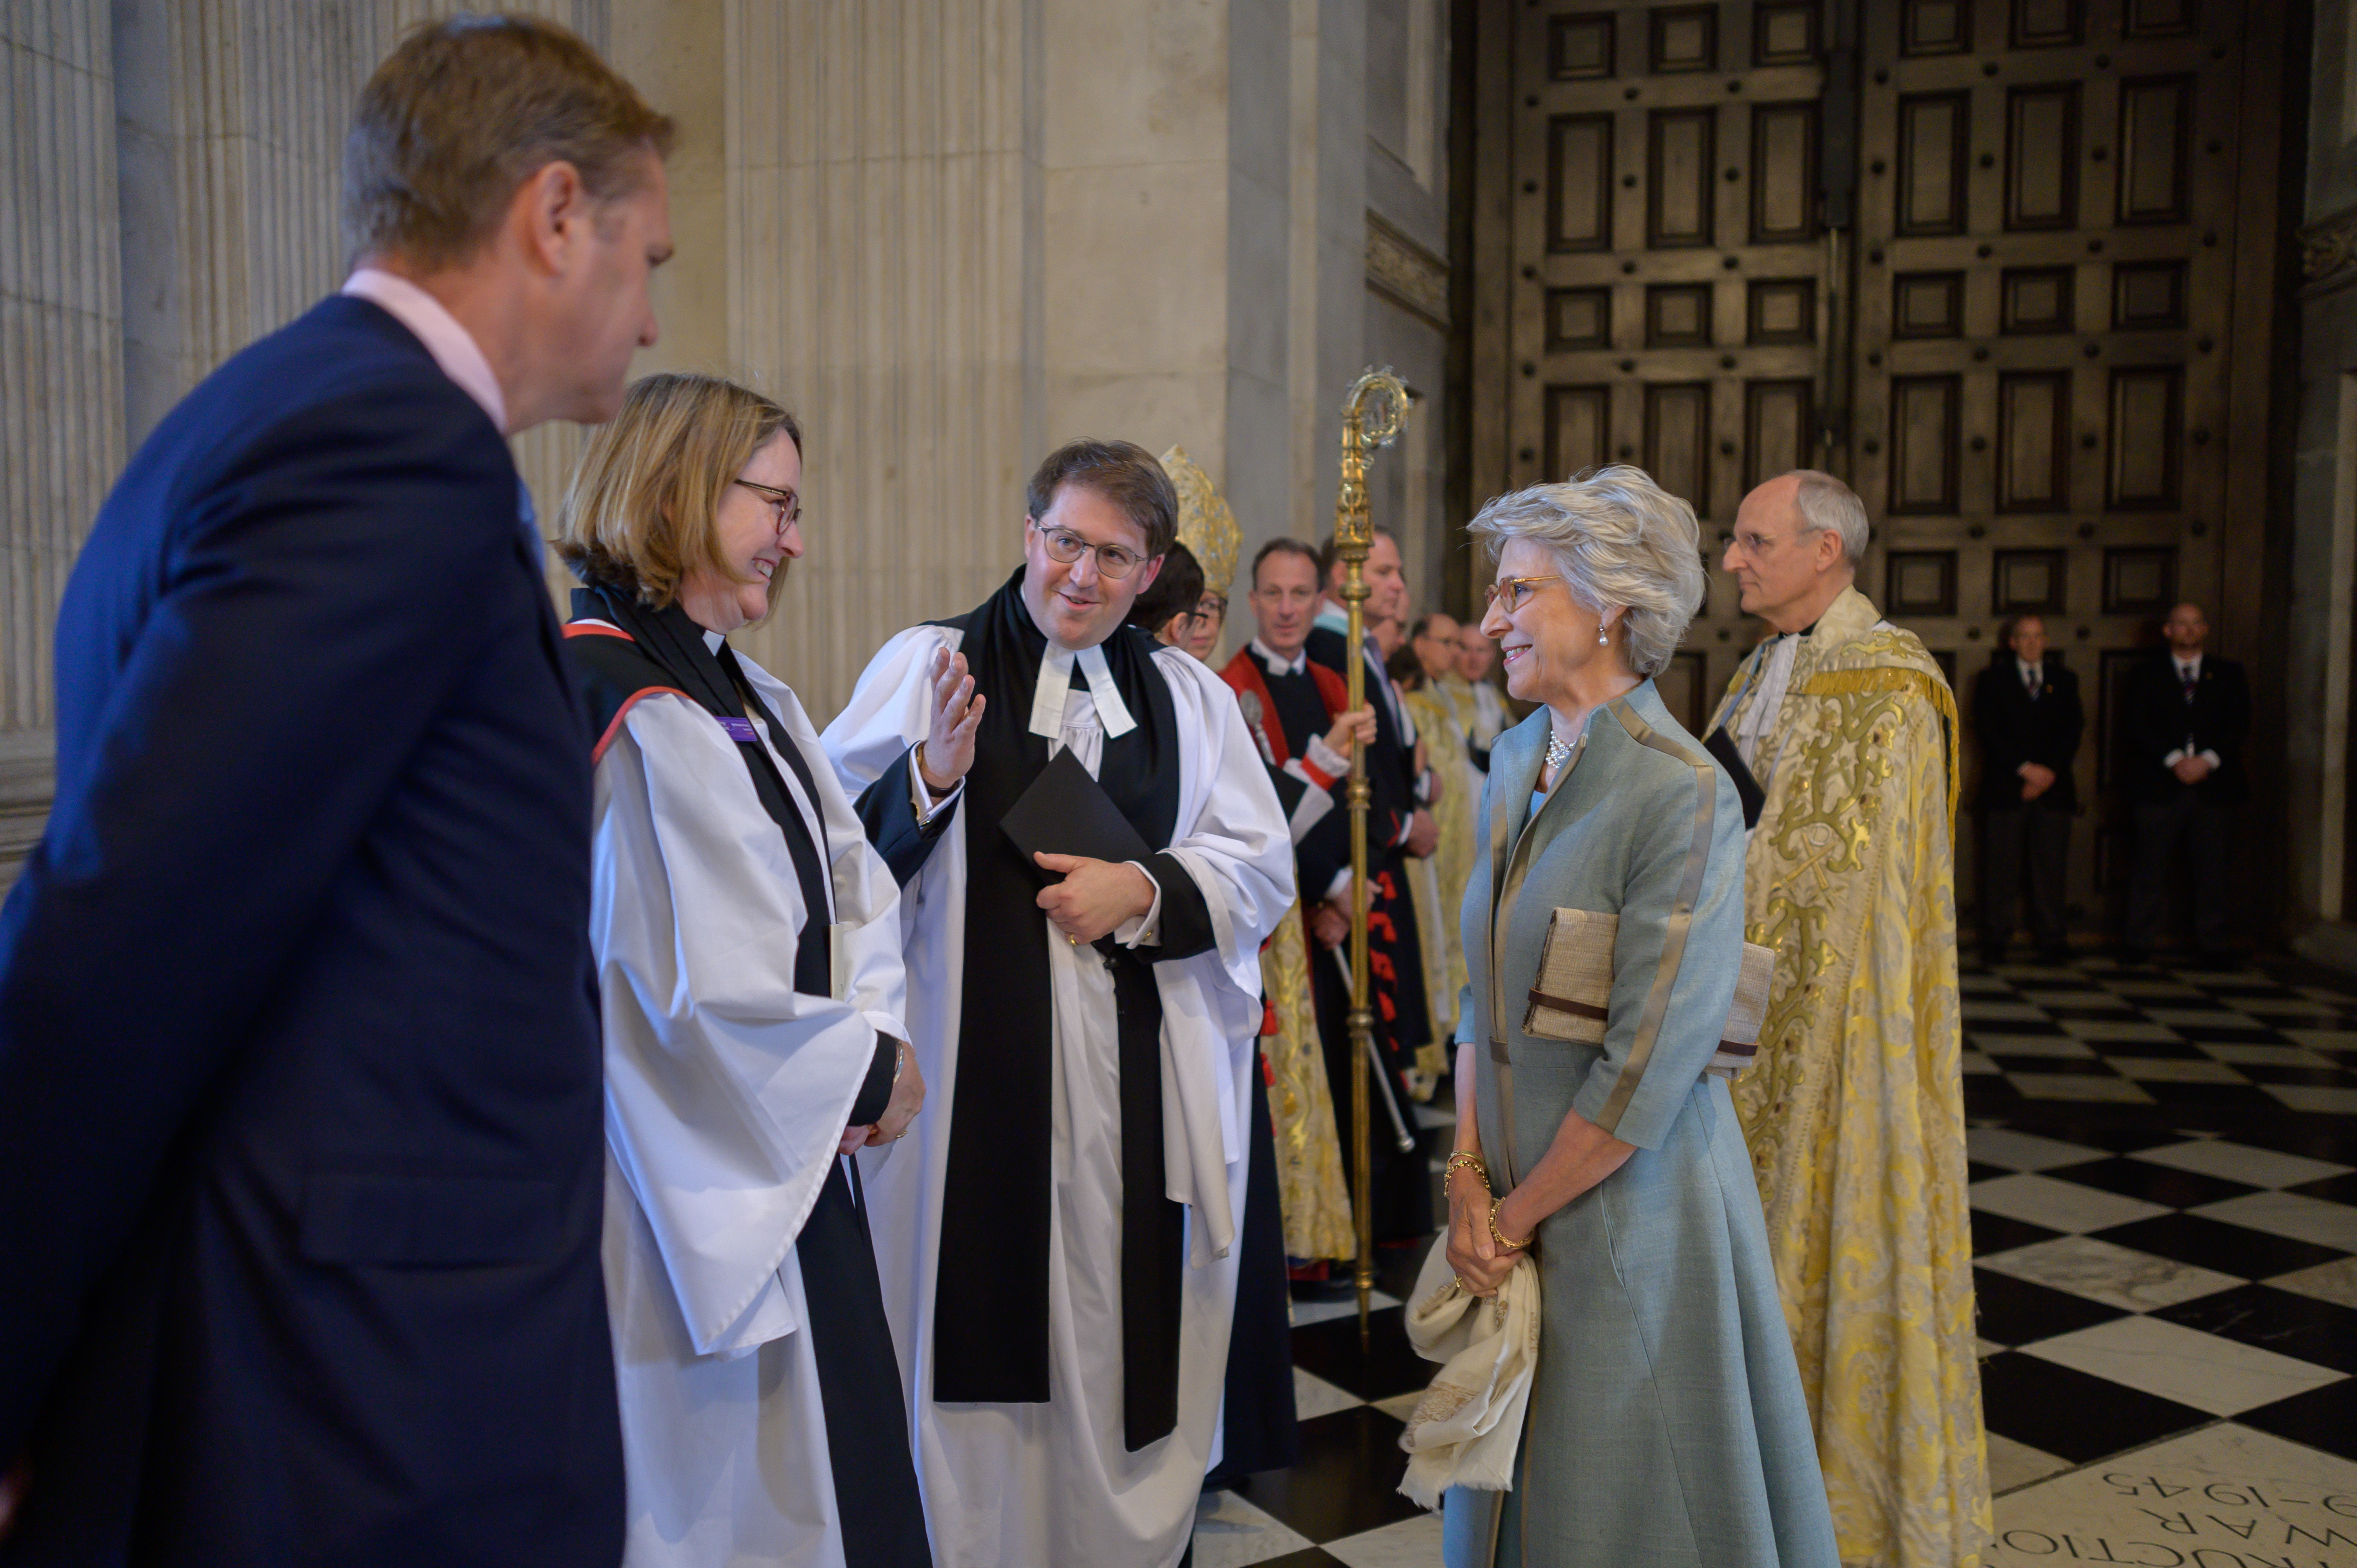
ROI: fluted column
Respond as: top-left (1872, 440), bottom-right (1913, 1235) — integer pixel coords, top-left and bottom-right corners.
top-left (722, 0), bottom-right (1030, 716)
top-left (0, 0), bottom-right (124, 881)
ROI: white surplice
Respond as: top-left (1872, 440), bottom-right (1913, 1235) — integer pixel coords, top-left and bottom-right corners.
top-left (592, 641), bottom-right (912, 1568)
top-left (822, 626), bottom-right (1295, 1568)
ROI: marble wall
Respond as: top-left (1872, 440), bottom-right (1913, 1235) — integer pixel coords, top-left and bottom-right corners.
top-left (0, 0), bottom-right (1455, 886)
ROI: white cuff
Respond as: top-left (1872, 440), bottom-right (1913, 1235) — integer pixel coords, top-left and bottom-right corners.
top-left (2017, 762), bottom-right (2034, 777)
top-left (1324, 868), bottom-right (1353, 903)
top-left (909, 746), bottom-right (965, 826)
top-left (1303, 734), bottom-right (1349, 782)
top-left (2199, 750), bottom-right (2222, 770)
top-left (2162, 748), bottom-right (2187, 768)
top-left (1115, 859), bottom-right (1163, 947)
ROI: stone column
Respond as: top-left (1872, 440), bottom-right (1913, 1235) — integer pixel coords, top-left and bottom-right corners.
top-left (1, 0), bottom-right (125, 883)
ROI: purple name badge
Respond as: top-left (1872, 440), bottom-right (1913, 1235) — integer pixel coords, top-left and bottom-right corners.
top-left (718, 716), bottom-right (759, 745)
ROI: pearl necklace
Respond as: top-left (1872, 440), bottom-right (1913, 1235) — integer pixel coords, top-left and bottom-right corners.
top-left (1545, 728), bottom-right (1578, 771)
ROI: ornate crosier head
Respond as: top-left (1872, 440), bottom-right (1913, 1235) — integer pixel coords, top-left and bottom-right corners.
top-left (1333, 369), bottom-right (1412, 583)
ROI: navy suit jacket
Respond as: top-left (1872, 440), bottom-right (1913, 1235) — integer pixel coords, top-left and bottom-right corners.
top-left (0, 297), bottom-right (620, 1566)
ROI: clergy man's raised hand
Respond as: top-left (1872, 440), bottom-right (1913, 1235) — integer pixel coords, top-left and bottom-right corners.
top-left (1322, 706), bottom-right (1377, 760)
top-left (1032, 852), bottom-right (1158, 946)
top-left (919, 646), bottom-right (985, 792)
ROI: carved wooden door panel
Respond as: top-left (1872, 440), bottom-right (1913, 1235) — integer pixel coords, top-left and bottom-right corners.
top-left (1472, 0), bottom-right (2282, 934)
top-left (1857, 0), bottom-right (2262, 928)
top-left (1499, 0), bottom-right (1831, 736)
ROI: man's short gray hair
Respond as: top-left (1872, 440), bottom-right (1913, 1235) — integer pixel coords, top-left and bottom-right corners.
top-left (1466, 465), bottom-right (1705, 677)
top-left (1789, 469), bottom-right (1869, 566)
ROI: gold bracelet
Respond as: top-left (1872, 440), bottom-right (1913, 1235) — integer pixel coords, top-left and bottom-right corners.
top-left (1444, 1150), bottom-right (1488, 1183)
top-left (1489, 1198), bottom-right (1530, 1253)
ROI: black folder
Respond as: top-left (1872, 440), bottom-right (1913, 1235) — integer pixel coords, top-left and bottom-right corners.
top-left (1701, 727), bottom-right (1767, 830)
top-left (1001, 747), bottom-right (1153, 871)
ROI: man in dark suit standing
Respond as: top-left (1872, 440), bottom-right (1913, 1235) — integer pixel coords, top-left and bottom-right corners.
top-left (1974, 615), bottom-right (2083, 964)
top-left (2121, 602), bottom-right (2251, 966)
top-left (0, 19), bottom-right (672, 1565)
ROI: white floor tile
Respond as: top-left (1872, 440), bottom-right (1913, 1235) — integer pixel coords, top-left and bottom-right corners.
top-left (1967, 1127), bottom-right (2116, 1172)
top-left (1984, 1431), bottom-right (2073, 1494)
top-left (2178, 970), bottom-right (2263, 986)
top-left (1993, 1423), bottom-right (2357, 1555)
top-left (2293, 987), bottom-right (2357, 1004)
top-left (1293, 1367), bottom-right (1365, 1421)
top-left (1412, 1100), bottom-right (1456, 1130)
top-left (2130, 1139), bottom-right (2354, 1189)
top-left (1961, 1050), bottom-right (2002, 1076)
top-left (1968, 1173), bottom-right (2172, 1234)
top-left (1972, 1033), bottom-right (2099, 1058)
top-left (2194, 1190), bottom-right (2357, 1253)
top-left (2016, 989), bottom-right (2133, 1009)
top-left (2282, 1027), bottom-right (2357, 1051)
top-left (1324, 1511), bottom-right (1445, 1568)
top-left (1975, 1234), bottom-right (2244, 1312)
top-left (1961, 974), bottom-right (2016, 994)
top-left (1372, 1390), bottom-right (1424, 1422)
top-left (2194, 1042), bottom-right (2341, 1068)
top-left (2020, 1314), bottom-right (2348, 1416)
top-left (2268, 1256), bottom-right (2357, 1309)
top-left (1192, 1490), bottom-right (1316, 1568)
top-left (2263, 1083), bottom-right (2357, 1115)
top-left (1996, 964), bottom-right (2081, 981)
top-left (2236, 996), bottom-right (2349, 1018)
top-left (2058, 1018), bottom-right (2187, 1042)
top-left (2102, 979), bottom-right (2209, 999)
top-left (2108, 1056), bottom-right (2249, 1083)
top-left (1976, 1337), bottom-right (2006, 1358)
top-left (2005, 1072), bottom-right (2155, 1104)
top-left (1291, 1290), bottom-right (1402, 1328)
top-left (1964, 1001), bottom-right (2061, 1022)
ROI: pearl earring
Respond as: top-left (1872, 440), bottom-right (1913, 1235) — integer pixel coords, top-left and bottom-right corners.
top-left (1598, 625), bottom-right (1610, 645)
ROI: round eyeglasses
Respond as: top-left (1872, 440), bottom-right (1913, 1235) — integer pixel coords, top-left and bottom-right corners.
top-left (1031, 520), bottom-right (1147, 580)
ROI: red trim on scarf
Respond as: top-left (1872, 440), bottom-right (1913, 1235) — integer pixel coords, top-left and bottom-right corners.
top-left (591, 687), bottom-right (691, 766)
top-left (562, 622), bottom-right (633, 641)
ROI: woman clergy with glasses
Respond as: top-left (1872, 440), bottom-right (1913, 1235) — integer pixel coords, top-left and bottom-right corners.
top-left (1440, 467), bottom-right (1837, 1568)
top-left (555, 373), bottom-right (934, 1568)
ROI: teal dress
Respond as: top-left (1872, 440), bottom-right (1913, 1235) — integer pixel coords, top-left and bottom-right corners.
top-left (1442, 681), bottom-right (1837, 1568)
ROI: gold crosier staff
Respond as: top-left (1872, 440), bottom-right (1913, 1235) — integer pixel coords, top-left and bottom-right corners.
top-left (1332, 368), bottom-right (1412, 1346)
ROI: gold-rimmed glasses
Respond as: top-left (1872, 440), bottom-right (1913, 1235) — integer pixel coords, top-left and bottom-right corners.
top-left (1483, 574), bottom-right (1561, 613)
top-left (735, 478), bottom-right (801, 536)
top-left (1031, 519), bottom-right (1147, 580)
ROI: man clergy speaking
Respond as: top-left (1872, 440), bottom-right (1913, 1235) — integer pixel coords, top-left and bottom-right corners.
top-left (1705, 469), bottom-right (1992, 1568)
top-left (822, 440), bottom-right (1294, 1568)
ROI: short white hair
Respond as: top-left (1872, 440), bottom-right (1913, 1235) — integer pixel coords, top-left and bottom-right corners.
top-left (1789, 469), bottom-right (1869, 566)
top-left (1467, 465), bottom-right (1705, 677)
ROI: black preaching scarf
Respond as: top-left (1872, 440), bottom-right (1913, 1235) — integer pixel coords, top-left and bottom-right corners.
top-left (567, 587), bottom-right (928, 1562)
top-left (929, 567), bottom-right (1197, 1450)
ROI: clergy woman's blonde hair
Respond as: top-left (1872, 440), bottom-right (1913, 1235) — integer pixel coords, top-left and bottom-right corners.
top-left (555, 372), bottom-right (801, 615)
top-left (1467, 465), bottom-right (1705, 677)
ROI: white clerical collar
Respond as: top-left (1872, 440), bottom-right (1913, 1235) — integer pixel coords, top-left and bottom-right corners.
top-left (340, 267), bottom-right (508, 434)
top-left (704, 629), bottom-right (726, 653)
top-left (2175, 652), bottom-right (2202, 676)
top-left (1251, 638), bottom-right (1308, 677)
top-left (1027, 641), bottom-right (1138, 741)
top-left (2017, 656), bottom-right (2041, 682)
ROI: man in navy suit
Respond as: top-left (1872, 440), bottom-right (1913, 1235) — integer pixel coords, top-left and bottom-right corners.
top-left (0, 18), bottom-right (671, 1565)
top-left (1972, 615), bottom-right (2083, 964)
top-left (2120, 602), bottom-right (2251, 966)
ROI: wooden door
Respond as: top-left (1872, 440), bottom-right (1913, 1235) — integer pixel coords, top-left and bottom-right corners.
top-left (1467, 0), bottom-right (2285, 933)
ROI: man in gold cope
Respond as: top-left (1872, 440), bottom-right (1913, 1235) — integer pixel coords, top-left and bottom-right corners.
top-left (1705, 471), bottom-right (1992, 1568)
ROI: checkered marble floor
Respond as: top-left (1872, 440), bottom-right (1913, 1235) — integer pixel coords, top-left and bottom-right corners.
top-left (1194, 954), bottom-right (2357, 1566)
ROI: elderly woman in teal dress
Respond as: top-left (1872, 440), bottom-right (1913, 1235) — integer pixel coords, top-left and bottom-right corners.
top-left (1442, 466), bottom-right (1838, 1568)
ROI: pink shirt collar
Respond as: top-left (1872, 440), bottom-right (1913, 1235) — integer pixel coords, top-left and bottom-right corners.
top-left (340, 268), bottom-right (508, 435)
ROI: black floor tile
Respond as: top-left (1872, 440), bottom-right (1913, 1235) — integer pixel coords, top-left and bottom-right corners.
top-left (1967, 1160), bottom-right (2012, 1183)
top-left (1290, 1306), bottom-right (1432, 1402)
top-left (1976, 1352), bottom-right (2211, 1464)
top-left (2226, 1122), bottom-right (2357, 1166)
top-left (2236, 1378), bottom-right (2357, 1464)
top-left (2092, 1213), bottom-right (2352, 1280)
top-left (1966, 1078), bottom-right (2027, 1112)
top-left (1988, 1115), bottom-right (2190, 1156)
top-left (2081, 1038), bottom-right (2213, 1058)
top-left (2169, 1024), bottom-right (2294, 1045)
top-left (1971, 1266), bottom-right (2128, 1345)
top-left (2239, 1064), bottom-right (2357, 1088)
top-left (1986, 1054), bottom-right (2121, 1076)
top-left (2288, 1170), bottom-right (2357, 1205)
top-left (1230, 1406), bottom-right (1423, 1544)
top-left (1972, 1209), bottom-right (2066, 1258)
top-left (2152, 1284), bottom-right (2357, 1375)
top-left (2137, 1081), bottom-right (2285, 1111)
top-left (2042, 1156), bottom-right (2260, 1209)
top-left (1240, 1552), bottom-right (1342, 1567)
